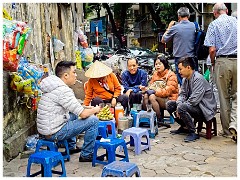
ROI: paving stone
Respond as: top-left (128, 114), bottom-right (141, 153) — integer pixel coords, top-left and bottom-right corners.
top-left (139, 167), bottom-right (157, 177)
top-left (165, 166), bottom-right (191, 175)
top-left (195, 163), bottom-right (236, 177)
top-left (183, 153), bottom-right (206, 162)
top-left (205, 156), bottom-right (237, 167)
top-left (168, 159), bottom-right (198, 168)
top-left (143, 157), bottom-right (168, 170)
top-left (172, 145), bottom-right (196, 154)
top-left (192, 149), bottom-right (214, 156)
top-left (155, 169), bottom-right (168, 175)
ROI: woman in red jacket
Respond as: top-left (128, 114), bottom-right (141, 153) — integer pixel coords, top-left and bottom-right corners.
top-left (83, 60), bottom-right (128, 111)
top-left (140, 56), bottom-right (179, 126)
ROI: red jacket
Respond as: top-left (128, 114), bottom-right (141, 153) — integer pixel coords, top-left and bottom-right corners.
top-left (149, 69), bottom-right (178, 100)
top-left (83, 73), bottom-right (121, 105)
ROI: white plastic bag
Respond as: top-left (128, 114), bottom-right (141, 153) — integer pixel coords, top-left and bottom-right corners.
top-left (53, 38), bottom-right (65, 52)
top-left (26, 134), bottom-right (39, 150)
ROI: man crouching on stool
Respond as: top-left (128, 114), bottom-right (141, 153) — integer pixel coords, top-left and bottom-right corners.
top-left (166, 57), bottom-right (217, 142)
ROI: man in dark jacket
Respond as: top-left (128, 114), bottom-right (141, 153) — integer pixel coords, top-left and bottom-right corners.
top-left (166, 57), bottom-right (217, 142)
top-left (121, 58), bottom-right (148, 112)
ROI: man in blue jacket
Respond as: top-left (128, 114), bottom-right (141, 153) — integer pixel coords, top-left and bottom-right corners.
top-left (166, 57), bottom-right (217, 142)
top-left (121, 58), bottom-right (148, 112)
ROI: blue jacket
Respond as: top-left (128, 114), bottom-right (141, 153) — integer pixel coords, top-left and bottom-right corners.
top-left (121, 69), bottom-right (148, 93)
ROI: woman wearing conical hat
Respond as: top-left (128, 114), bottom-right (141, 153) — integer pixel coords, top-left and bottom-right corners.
top-left (83, 61), bottom-right (128, 111)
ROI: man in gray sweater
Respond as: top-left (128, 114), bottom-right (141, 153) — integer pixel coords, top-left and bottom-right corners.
top-left (166, 57), bottom-right (217, 142)
top-left (161, 7), bottom-right (195, 85)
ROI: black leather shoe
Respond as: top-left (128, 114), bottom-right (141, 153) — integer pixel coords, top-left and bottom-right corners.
top-left (69, 146), bottom-right (82, 155)
top-left (170, 127), bottom-right (189, 134)
top-left (184, 133), bottom-right (199, 142)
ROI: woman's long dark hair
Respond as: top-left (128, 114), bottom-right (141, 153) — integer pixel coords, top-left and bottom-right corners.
top-left (154, 55), bottom-right (170, 70)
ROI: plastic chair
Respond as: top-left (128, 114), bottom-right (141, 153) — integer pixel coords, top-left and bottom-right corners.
top-left (98, 119), bottom-right (116, 138)
top-left (135, 111), bottom-right (158, 138)
top-left (130, 109), bottom-right (138, 127)
top-left (26, 151), bottom-right (66, 177)
top-left (35, 139), bottom-right (70, 161)
top-left (121, 127), bottom-right (150, 155)
top-left (160, 109), bottom-right (175, 124)
top-left (101, 161), bottom-right (140, 177)
top-left (163, 115), bottom-right (175, 124)
top-left (92, 138), bottom-right (129, 167)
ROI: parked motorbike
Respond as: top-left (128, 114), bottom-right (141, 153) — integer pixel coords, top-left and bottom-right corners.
top-left (137, 57), bottom-right (154, 75)
top-left (114, 47), bottom-right (133, 57)
top-left (93, 52), bottom-right (109, 62)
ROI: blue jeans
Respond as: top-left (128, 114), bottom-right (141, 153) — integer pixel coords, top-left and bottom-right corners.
top-left (47, 113), bottom-right (99, 158)
top-left (174, 57), bottom-right (182, 85)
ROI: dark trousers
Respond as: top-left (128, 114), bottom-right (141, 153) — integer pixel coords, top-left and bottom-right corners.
top-left (91, 95), bottom-right (129, 111)
top-left (166, 100), bottom-right (204, 133)
top-left (174, 57), bottom-right (182, 85)
top-left (129, 91), bottom-right (143, 108)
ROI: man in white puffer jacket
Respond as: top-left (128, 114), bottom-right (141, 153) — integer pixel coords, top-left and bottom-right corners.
top-left (37, 61), bottom-right (100, 162)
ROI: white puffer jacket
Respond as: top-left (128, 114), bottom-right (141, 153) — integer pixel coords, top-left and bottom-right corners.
top-left (37, 75), bottom-right (84, 135)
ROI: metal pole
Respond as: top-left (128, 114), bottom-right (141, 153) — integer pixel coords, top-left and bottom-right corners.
top-left (202, 3), bottom-right (204, 30)
top-left (96, 26), bottom-right (99, 55)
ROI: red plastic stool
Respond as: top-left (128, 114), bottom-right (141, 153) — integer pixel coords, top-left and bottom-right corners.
top-left (196, 117), bottom-right (217, 139)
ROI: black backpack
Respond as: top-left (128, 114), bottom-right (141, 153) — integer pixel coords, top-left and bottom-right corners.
top-left (194, 22), bottom-right (209, 60)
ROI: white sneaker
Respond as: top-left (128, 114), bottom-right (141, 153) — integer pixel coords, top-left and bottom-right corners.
top-left (229, 127), bottom-right (237, 142)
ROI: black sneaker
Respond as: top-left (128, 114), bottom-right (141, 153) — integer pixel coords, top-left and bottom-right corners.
top-left (69, 146), bottom-right (82, 155)
top-left (170, 127), bottom-right (189, 134)
top-left (79, 155), bottom-right (93, 162)
top-left (184, 133), bottom-right (199, 142)
top-left (79, 154), bottom-right (104, 162)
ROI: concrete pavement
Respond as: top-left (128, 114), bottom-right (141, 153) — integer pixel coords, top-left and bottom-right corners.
top-left (3, 113), bottom-right (237, 177)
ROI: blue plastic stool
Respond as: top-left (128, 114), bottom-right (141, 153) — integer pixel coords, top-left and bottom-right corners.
top-left (121, 127), bottom-right (150, 155)
top-left (101, 161), bottom-right (140, 177)
top-left (98, 119), bottom-right (116, 138)
top-left (136, 111), bottom-right (158, 138)
top-left (161, 109), bottom-right (175, 124)
top-left (26, 151), bottom-right (66, 177)
top-left (92, 138), bottom-right (129, 167)
top-left (35, 139), bottom-right (70, 161)
top-left (163, 115), bottom-right (175, 124)
top-left (98, 125), bottom-right (108, 138)
top-left (130, 110), bottom-right (138, 127)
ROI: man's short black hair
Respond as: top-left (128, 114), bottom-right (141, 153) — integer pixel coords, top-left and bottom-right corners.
top-left (55, 61), bottom-right (76, 77)
top-left (178, 57), bottom-right (195, 70)
top-left (127, 58), bottom-right (138, 65)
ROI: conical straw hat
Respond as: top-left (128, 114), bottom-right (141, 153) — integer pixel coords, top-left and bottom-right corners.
top-left (85, 60), bottom-right (112, 78)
